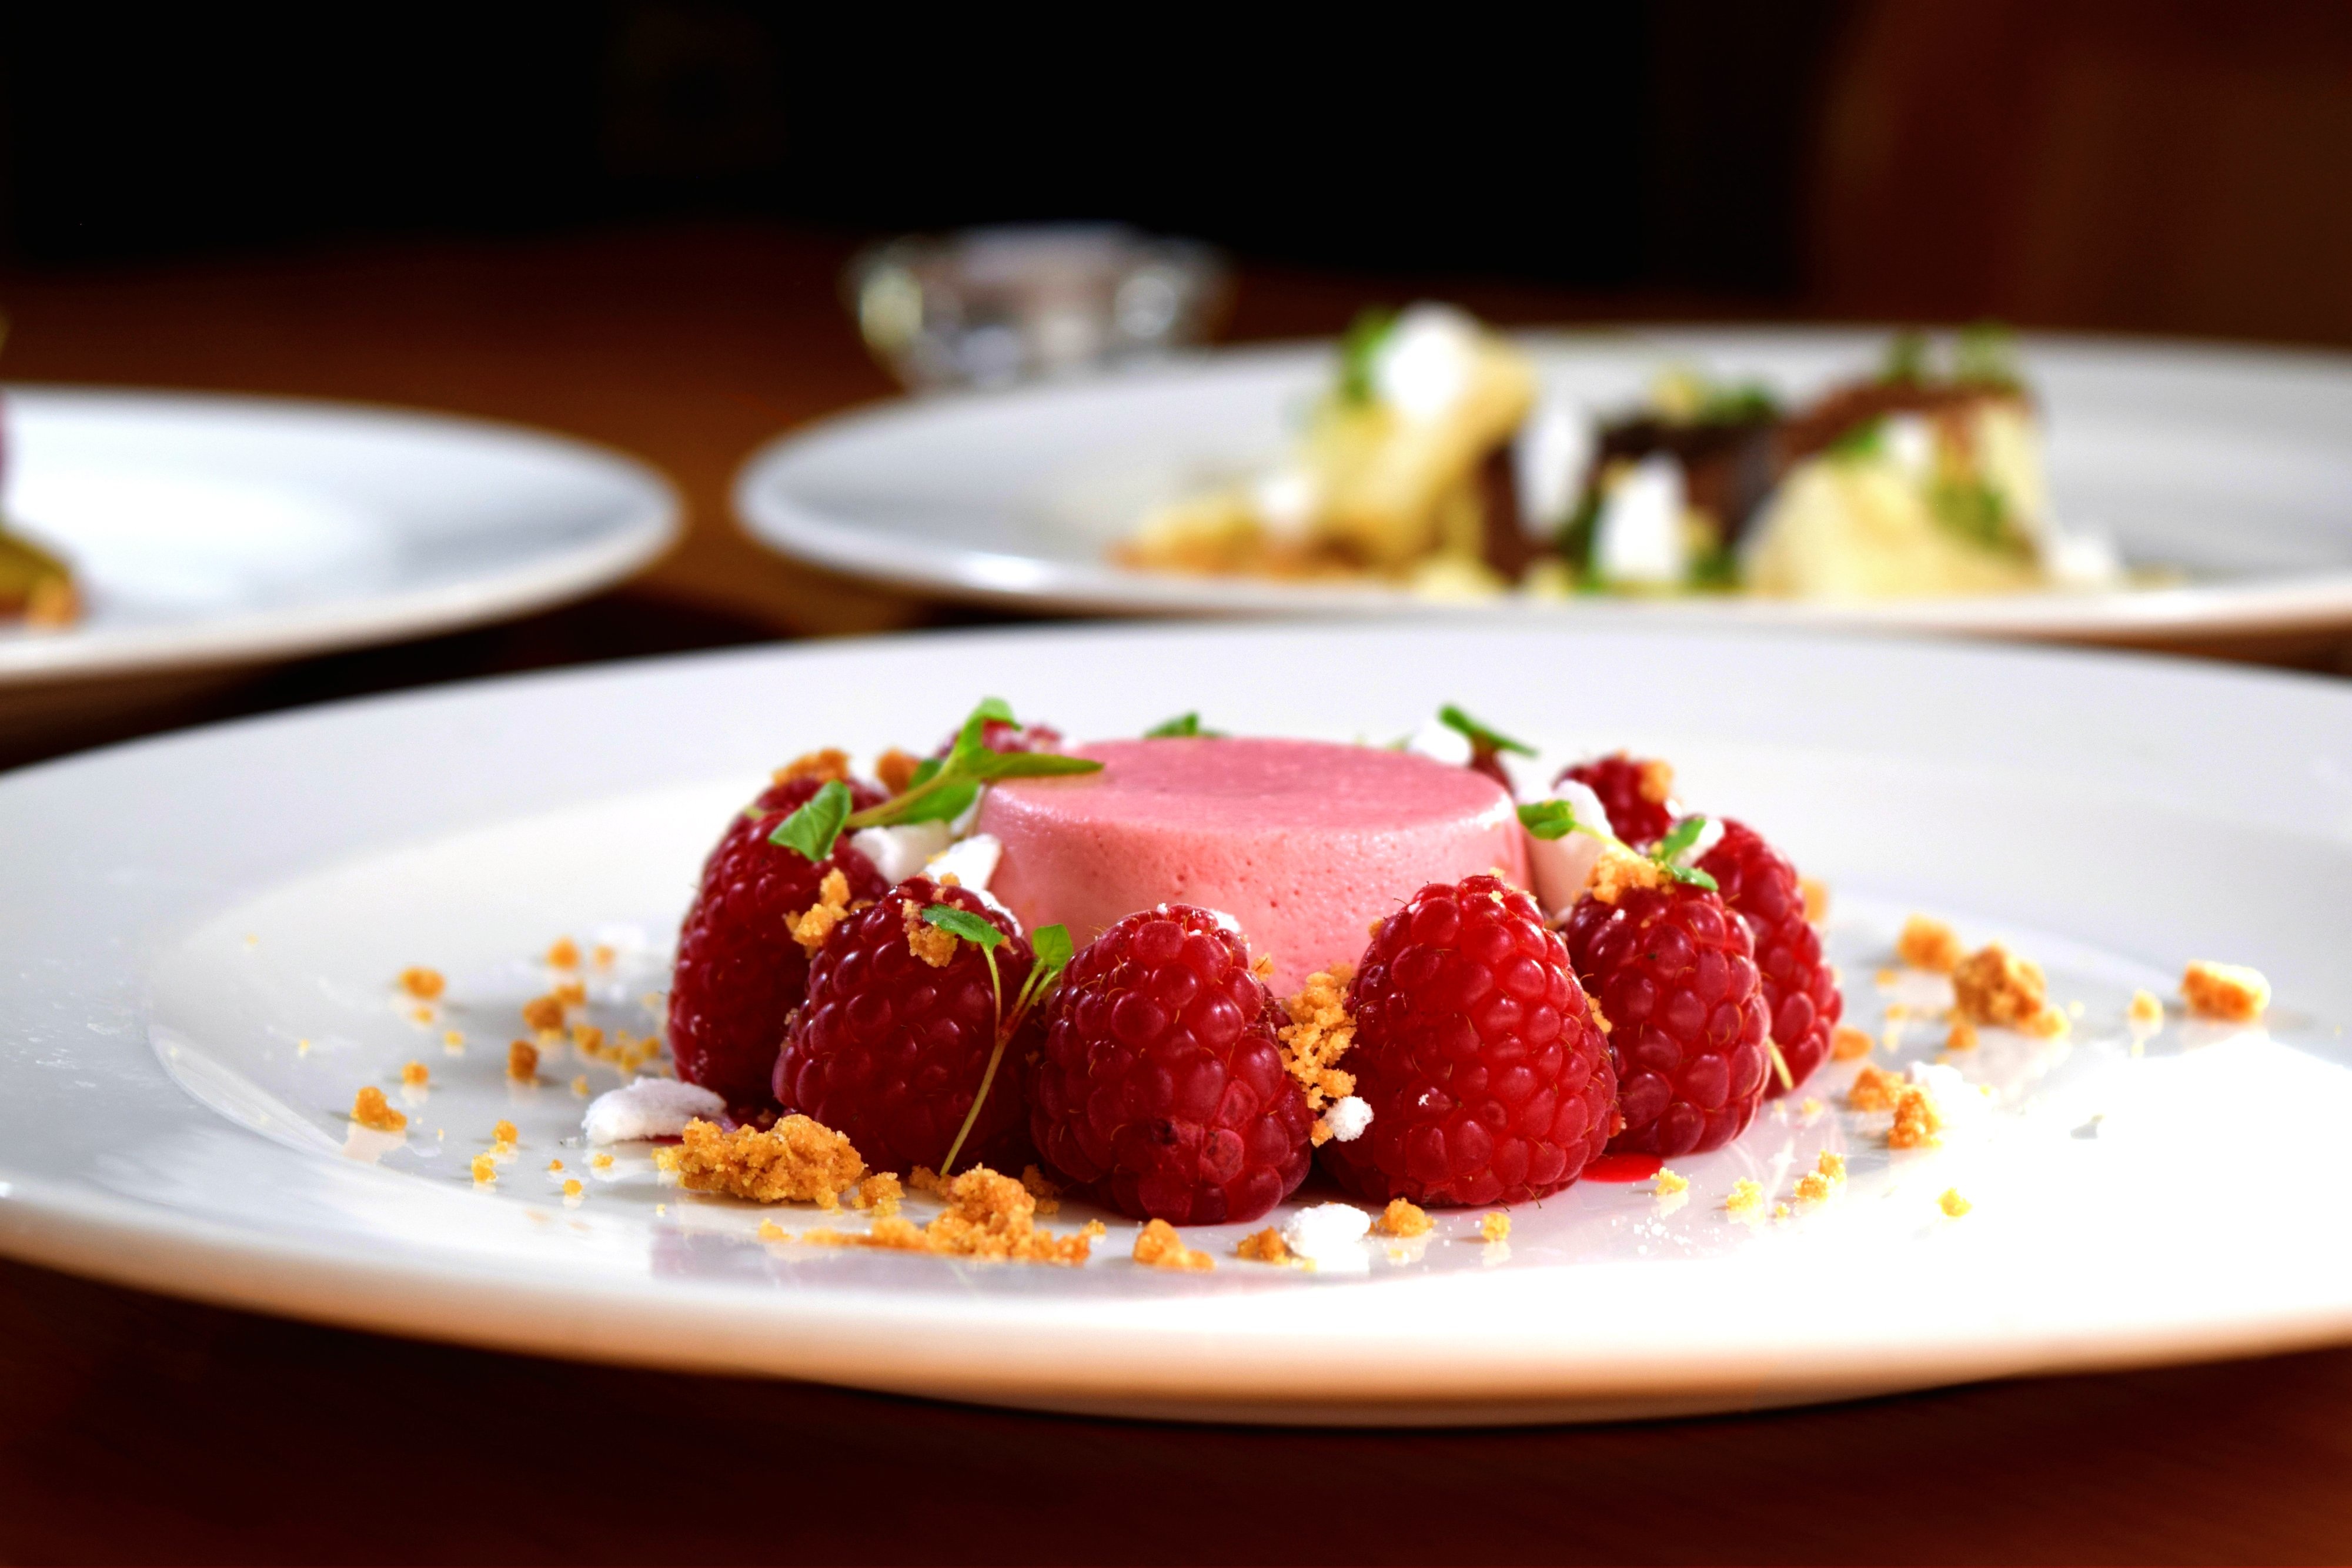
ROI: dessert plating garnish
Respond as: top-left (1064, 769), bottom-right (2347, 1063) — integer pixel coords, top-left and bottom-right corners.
top-left (1143, 711), bottom-right (1223, 738)
top-left (1518, 798), bottom-right (1722, 893)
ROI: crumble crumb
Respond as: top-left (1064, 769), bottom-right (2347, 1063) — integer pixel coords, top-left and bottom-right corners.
top-left (757, 1219), bottom-right (790, 1242)
top-left (1889, 1086), bottom-right (1943, 1150)
top-left (1951, 942), bottom-right (2060, 1033)
top-left (1800, 877), bottom-right (1830, 925)
top-left (1830, 1025), bottom-right (1873, 1061)
top-left (1818, 1150), bottom-right (1847, 1182)
top-left (442, 1029), bottom-right (465, 1052)
top-left (1795, 1172), bottom-right (1832, 1203)
top-left (908, 1166), bottom-right (946, 1198)
top-left (1018, 1165), bottom-right (1060, 1214)
top-left (296, 1038), bottom-right (312, 1057)
top-left (1636, 757), bottom-right (1675, 805)
top-left (1251, 952), bottom-right (1275, 981)
top-left (1655, 1169), bottom-right (1689, 1196)
top-left (1939, 1188), bottom-right (1972, 1218)
top-left (791, 868), bottom-right (854, 953)
top-left (409, 1005), bottom-right (435, 1024)
top-left (1236, 1227), bottom-right (1292, 1263)
top-left (1278, 966), bottom-right (1358, 1140)
top-left (547, 937), bottom-right (580, 969)
top-left (850, 1172), bottom-right (904, 1216)
top-left (1897, 915), bottom-right (1963, 974)
top-left (397, 967), bottom-right (446, 1001)
top-left (1799, 1096), bottom-right (1823, 1118)
top-left (571, 1075), bottom-right (590, 1096)
top-left (1589, 844), bottom-right (1665, 905)
top-left (775, 748), bottom-right (853, 784)
top-left (1375, 1198), bottom-right (1434, 1238)
top-left (590, 1153), bottom-right (614, 1171)
top-left (573, 1023), bottom-right (604, 1056)
top-left (2128, 988), bottom-right (2165, 1026)
top-left (1773, 1202), bottom-right (1791, 1219)
top-left (400, 1061), bottom-right (429, 1089)
top-left (592, 943), bottom-right (616, 969)
top-left (492, 1119), bottom-right (518, 1148)
top-left (350, 1085), bottom-right (406, 1132)
top-left (876, 748), bottom-right (921, 795)
top-left (507, 1040), bottom-right (539, 1082)
top-left (1479, 1212), bottom-right (1511, 1243)
top-left (470, 1154), bottom-right (496, 1183)
top-left (670, 1115), bottom-right (866, 1206)
top-left (903, 901), bottom-right (960, 967)
top-left (520, 995), bottom-right (565, 1032)
top-left (553, 979), bottom-right (587, 1009)
top-left (563, 1178), bottom-right (584, 1199)
top-left (1847, 1063), bottom-right (1907, 1112)
top-left (1133, 1218), bottom-right (1215, 1271)
top-left (806, 1166), bottom-right (1104, 1264)
top-left (1875, 967), bottom-right (1899, 988)
top-left (1726, 1178), bottom-right (1766, 1216)
top-left (1946, 1017), bottom-right (1979, 1052)
top-left (548, 1159), bottom-right (564, 1172)
top-left (2183, 961), bottom-right (2270, 1024)
top-left (1588, 997), bottom-right (1612, 1034)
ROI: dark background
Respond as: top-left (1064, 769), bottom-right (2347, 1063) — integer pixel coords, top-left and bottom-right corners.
top-left (6, 1), bottom-right (2350, 345)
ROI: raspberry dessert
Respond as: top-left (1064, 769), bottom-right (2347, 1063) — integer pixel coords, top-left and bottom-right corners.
top-left (1561, 874), bottom-right (1772, 1158)
top-left (776, 877), bottom-right (1037, 1175)
top-left (1697, 819), bottom-right (1842, 1099)
top-left (1555, 753), bottom-right (1678, 849)
top-left (1027, 904), bottom-right (1312, 1224)
top-left (1320, 874), bottom-right (1616, 1207)
top-left (982, 737), bottom-right (1524, 992)
top-left (669, 763), bottom-right (890, 1110)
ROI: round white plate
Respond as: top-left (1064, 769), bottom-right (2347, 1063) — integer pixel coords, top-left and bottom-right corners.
top-left (738, 328), bottom-right (2352, 639)
top-left (0, 386), bottom-right (680, 682)
top-left (0, 622), bottom-right (2347, 1426)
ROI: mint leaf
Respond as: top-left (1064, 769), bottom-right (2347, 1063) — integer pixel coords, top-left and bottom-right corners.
top-left (1516, 800), bottom-right (1579, 841)
top-left (1438, 704), bottom-right (1534, 758)
top-left (1031, 922), bottom-right (1074, 971)
top-left (966, 751), bottom-right (1103, 782)
top-left (949, 697), bottom-right (1017, 770)
top-left (1666, 864), bottom-right (1720, 892)
top-left (769, 778), bottom-right (852, 862)
top-left (887, 781), bottom-right (980, 824)
top-left (1655, 815), bottom-right (1708, 864)
top-left (1825, 418), bottom-right (1885, 462)
top-left (922, 904), bottom-right (1004, 950)
top-left (1337, 306), bottom-right (1398, 404)
top-left (1145, 712), bottom-right (1222, 739)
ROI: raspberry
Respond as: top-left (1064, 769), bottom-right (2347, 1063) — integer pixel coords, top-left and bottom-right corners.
top-left (1320, 874), bottom-right (1615, 1207)
top-left (935, 717), bottom-right (1064, 757)
top-left (1561, 880), bottom-right (1770, 1157)
top-left (1028, 905), bottom-right (1311, 1225)
top-left (775, 877), bottom-right (1034, 1174)
top-left (1556, 753), bottom-right (1677, 848)
top-left (1699, 819), bottom-right (1843, 1099)
top-left (668, 773), bottom-right (888, 1111)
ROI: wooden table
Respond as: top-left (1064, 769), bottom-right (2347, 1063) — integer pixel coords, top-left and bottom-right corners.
top-left (2, 224), bottom-right (2347, 1562)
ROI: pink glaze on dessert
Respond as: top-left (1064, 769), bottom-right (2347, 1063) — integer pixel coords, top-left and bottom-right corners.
top-left (978, 737), bottom-right (1525, 992)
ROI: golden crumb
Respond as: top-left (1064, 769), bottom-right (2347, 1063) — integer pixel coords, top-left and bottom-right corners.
top-left (443, 1029), bottom-right (465, 1051)
top-left (1847, 1063), bottom-right (1907, 1112)
top-left (492, 1119), bottom-right (518, 1147)
top-left (548, 1159), bottom-right (564, 1172)
top-left (1588, 996), bottom-right (1612, 1035)
top-left (409, 1005), bottom-right (435, 1024)
top-left (2183, 961), bottom-right (2270, 1024)
top-left (876, 748), bottom-right (921, 795)
top-left (1889, 1086), bottom-right (1943, 1150)
top-left (397, 967), bottom-right (446, 1001)
top-left (670, 1116), bottom-right (866, 1205)
top-left (1773, 1202), bottom-right (1792, 1219)
top-left (470, 1154), bottom-right (496, 1183)
top-left (1480, 1212), bottom-right (1512, 1242)
top-left (1726, 1178), bottom-right (1766, 1216)
top-left (804, 1166), bottom-right (1103, 1265)
top-left (1795, 1172), bottom-right (1832, 1203)
top-left (790, 868), bottom-right (854, 954)
top-left (900, 900), bottom-right (960, 967)
top-left (1800, 877), bottom-right (1830, 925)
top-left (850, 1172), bottom-right (904, 1217)
top-left (507, 1039), bottom-right (539, 1081)
top-left (1251, 952), bottom-right (1275, 981)
top-left (1133, 1218), bottom-right (1215, 1271)
top-left (1278, 967), bottom-right (1358, 1137)
top-left (1830, 1025), bottom-right (1873, 1061)
top-left (570, 1075), bottom-right (590, 1096)
top-left (563, 1178), bottom-right (584, 1199)
top-left (592, 943), bottom-right (617, 969)
top-left (553, 979), bottom-right (587, 1008)
top-left (1799, 1096), bottom-right (1823, 1118)
top-left (1589, 844), bottom-right (1665, 905)
top-left (1376, 1198), bottom-right (1434, 1238)
top-left (1236, 1227), bottom-right (1291, 1263)
top-left (908, 1165), bottom-right (946, 1198)
top-left (1946, 1017), bottom-right (1979, 1052)
top-left (572, 1023), bottom-right (604, 1056)
top-left (400, 1061), bottom-right (429, 1089)
top-left (757, 1218), bottom-right (790, 1242)
top-left (1636, 757), bottom-right (1675, 806)
top-left (1939, 1188), bottom-right (1972, 1218)
top-left (1018, 1165), bottom-right (1060, 1214)
top-left (1818, 1149), bottom-right (1847, 1182)
top-left (775, 748), bottom-right (853, 785)
top-left (350, 1085), bottom-right (406, 1132)
top-left (546, 937), bottom-right (580, 969)
top-left (2128, 988), bottom-right (2164, 1026)
top-left (520, 995), bottom-right (564, 1032)
top-left (591, 1153), bottom-right (614, 1171)
top-left (1896, 915), bottom-right (1964, 974)
top-left (1951, 942), bottom-right (2059, 1032)
top-left (1655, 1168), bottom-right (1689, 1196)
top-left (1875, 967), bottom-right (1899, 988)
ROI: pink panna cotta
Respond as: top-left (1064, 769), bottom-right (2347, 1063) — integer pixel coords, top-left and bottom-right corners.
top-left (978, 737), bottom-right (1526, 994)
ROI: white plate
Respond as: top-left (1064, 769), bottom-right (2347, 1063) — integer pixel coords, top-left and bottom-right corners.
top-left (0, 386), bottom-right (679, 682)
top-left (1, 622), bottom-right (2347, 1426)
top-left (737, 328), bottom-right (2352, 639)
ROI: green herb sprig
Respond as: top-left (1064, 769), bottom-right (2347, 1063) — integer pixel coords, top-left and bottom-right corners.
top-left (926, 909), bottom-right (1075, 1175)
top-left (1337, 306), bottom-right (1398, 404)
top-left (1437, 704), bottom-right (1534, 759)
top-left (1516, 799), bottom-right (1720, 892)
top-left (1144, 711), bottom-right (1224, 738)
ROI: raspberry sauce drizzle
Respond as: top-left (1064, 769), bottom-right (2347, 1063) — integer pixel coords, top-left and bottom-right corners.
top-left (1581, 1152), bottom-right (1665, 1183)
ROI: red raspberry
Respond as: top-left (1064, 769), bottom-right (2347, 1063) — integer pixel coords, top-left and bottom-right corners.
top-left (1562, 880), bottom-right (1770, 1158)
top-left (1321, 874), bottom-right (1615, 1207)
top-left (934, 717), bottom-right (1064, 756)
top-left (1556, 753), bottom-right (1678, 848)
top-left (667, 773), bottom-right (888, 1111)
top-left (1028, 905), bottom-right (1311, 1225)
top-left (1698, 819), bottom-right (1843, 1099)
top-left (776, 877), bottom-right (1034, 1174)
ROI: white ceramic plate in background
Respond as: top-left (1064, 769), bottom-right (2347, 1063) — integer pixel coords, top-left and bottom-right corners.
top-left (737, 328), bottom-right (2352, 640)
top-left (0, 622), bottom-right (2347, 1425)
top-left (0, 387), bottom-right (679, 683)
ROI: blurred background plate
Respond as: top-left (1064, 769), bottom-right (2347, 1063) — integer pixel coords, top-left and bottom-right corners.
top-left (0, 387), bottom-right (679, 691)
top-left (737, 327), bottom-right (2352, 644)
